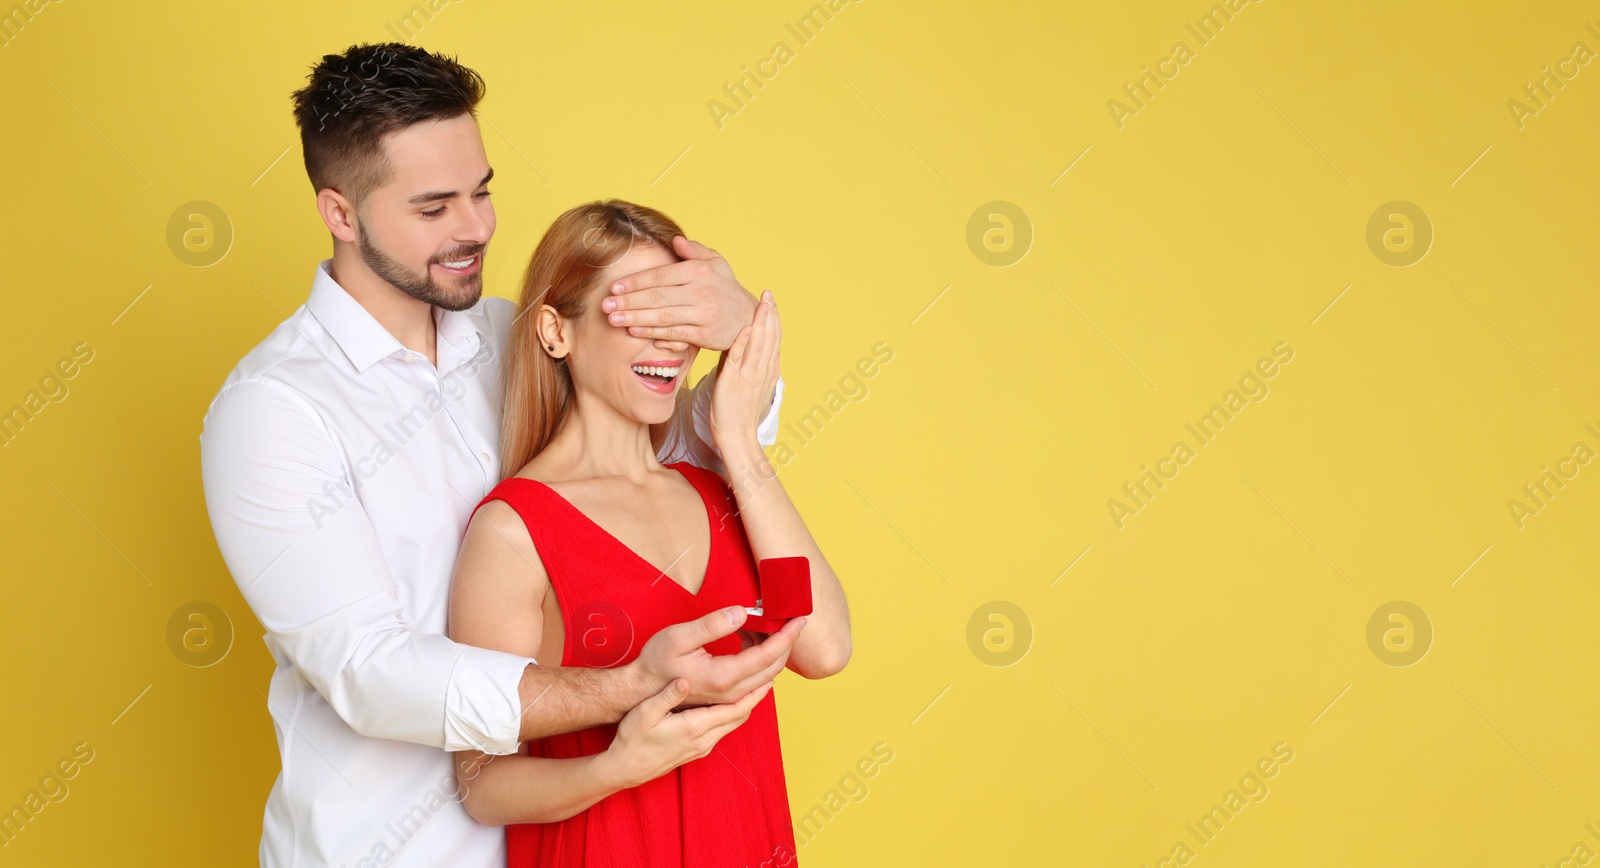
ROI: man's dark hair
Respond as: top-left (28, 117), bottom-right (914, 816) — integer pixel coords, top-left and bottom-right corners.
top-left (290, 43), bottom-right (486, 206)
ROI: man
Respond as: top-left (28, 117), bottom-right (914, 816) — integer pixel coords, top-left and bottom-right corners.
top-left (199, 43), bottom-right (801, 867)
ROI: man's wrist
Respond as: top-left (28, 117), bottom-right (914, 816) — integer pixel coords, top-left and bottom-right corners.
top-left (731, 288), bottom-right (758, 344)
top-left (612, 660), bottom-right (658, 714)
top-left (712, 285), bottom-right (758, 351)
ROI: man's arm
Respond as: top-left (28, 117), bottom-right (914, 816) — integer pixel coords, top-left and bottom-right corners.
top-left (202, 377), bottom-right (798, 752)
top-left (201, 378), bottom-right (542, 755)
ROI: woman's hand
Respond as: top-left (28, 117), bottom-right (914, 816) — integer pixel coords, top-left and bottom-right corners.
top-left (709, 291), bottom-right (781, 454)
top-left (596, 677), bottom-right (771, 790)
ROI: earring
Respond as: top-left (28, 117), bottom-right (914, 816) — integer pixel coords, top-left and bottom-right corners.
top-left (546, 345), bottom-right (554, 351)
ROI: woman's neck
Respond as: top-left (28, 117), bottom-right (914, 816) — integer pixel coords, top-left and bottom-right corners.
top-left (531, 397), bottom-right (662, 484)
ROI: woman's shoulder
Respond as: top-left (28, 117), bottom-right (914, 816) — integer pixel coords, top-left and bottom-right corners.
top-left (473, 461), bottom-right (572, 531)
top-left (489, 450), bottom-right (596, 504)
top-left (477, 473), bottom-right (547, 512)
top-left (457, 492), bottom-right (549, 594)
top-left (500, 450), bottom-right (566, 488)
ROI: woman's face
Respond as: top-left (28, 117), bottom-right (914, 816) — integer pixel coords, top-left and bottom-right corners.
top-left (559, 243), bottom-right (699, 425)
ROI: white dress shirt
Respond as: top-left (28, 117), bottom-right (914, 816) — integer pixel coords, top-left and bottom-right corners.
top-left (199, 259), bottom-right (783, 868)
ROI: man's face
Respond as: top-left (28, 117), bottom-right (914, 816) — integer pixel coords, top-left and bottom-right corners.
top-left (354, 113), bottom-right (496, 311)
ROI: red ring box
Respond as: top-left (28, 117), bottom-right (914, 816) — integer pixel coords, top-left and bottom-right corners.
top-left (742, 556), bottom-right (812, 634)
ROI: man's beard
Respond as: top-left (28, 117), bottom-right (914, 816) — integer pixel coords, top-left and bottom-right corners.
top-left (357, 220), bottom-right (484, 312)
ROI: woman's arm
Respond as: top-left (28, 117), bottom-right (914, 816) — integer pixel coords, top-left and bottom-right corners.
top-left (449, 500), bottom-right (771, 824)
top-left (448, 499), bottom-right (618, 823)
top-left (711, 294), bottom-right (852, 680)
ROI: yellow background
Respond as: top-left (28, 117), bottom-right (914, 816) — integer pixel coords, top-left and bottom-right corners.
top-left (3, 0), bottom-right (1599, 864)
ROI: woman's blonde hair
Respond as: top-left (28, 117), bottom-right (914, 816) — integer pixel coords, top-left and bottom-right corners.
top-left (498, 199), bottom-right (686, 477)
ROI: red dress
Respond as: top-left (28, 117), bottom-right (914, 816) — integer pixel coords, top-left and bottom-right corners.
top-left (470, 462), bottom-right (798, 867)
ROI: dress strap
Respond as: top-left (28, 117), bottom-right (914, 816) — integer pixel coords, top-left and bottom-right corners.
top-left (471, 477), bottom-right (621, 615)
top-left (668, 462), bottom-right (739, 540)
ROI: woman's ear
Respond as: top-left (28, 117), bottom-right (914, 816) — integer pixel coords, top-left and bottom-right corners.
top-left (536, 305), bottom-right (570, 359)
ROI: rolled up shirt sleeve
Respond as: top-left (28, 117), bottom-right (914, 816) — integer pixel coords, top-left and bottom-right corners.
top-left (200, 377), bottom-right (533, 756)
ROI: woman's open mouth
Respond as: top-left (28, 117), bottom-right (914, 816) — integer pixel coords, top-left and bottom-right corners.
top-left (631, 361), bottom-right (683, 395)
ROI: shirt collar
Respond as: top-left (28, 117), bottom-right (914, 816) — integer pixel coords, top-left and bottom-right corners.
top-left (305, 259), bottom-right (484, 374)
top-left (434, 295), bottom-right (486, 376)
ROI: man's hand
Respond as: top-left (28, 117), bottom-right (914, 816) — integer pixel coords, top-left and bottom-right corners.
top-left (600, 236), bottom-right (757, 350)
top-left (629, 606), bottom-right (804, 707)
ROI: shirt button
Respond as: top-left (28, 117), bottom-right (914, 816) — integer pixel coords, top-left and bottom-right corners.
top-left (479, 451), bottom-right (491, 462)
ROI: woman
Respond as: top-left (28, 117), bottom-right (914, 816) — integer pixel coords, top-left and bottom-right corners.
top-left (447, 199), bottom-right (851, 866)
